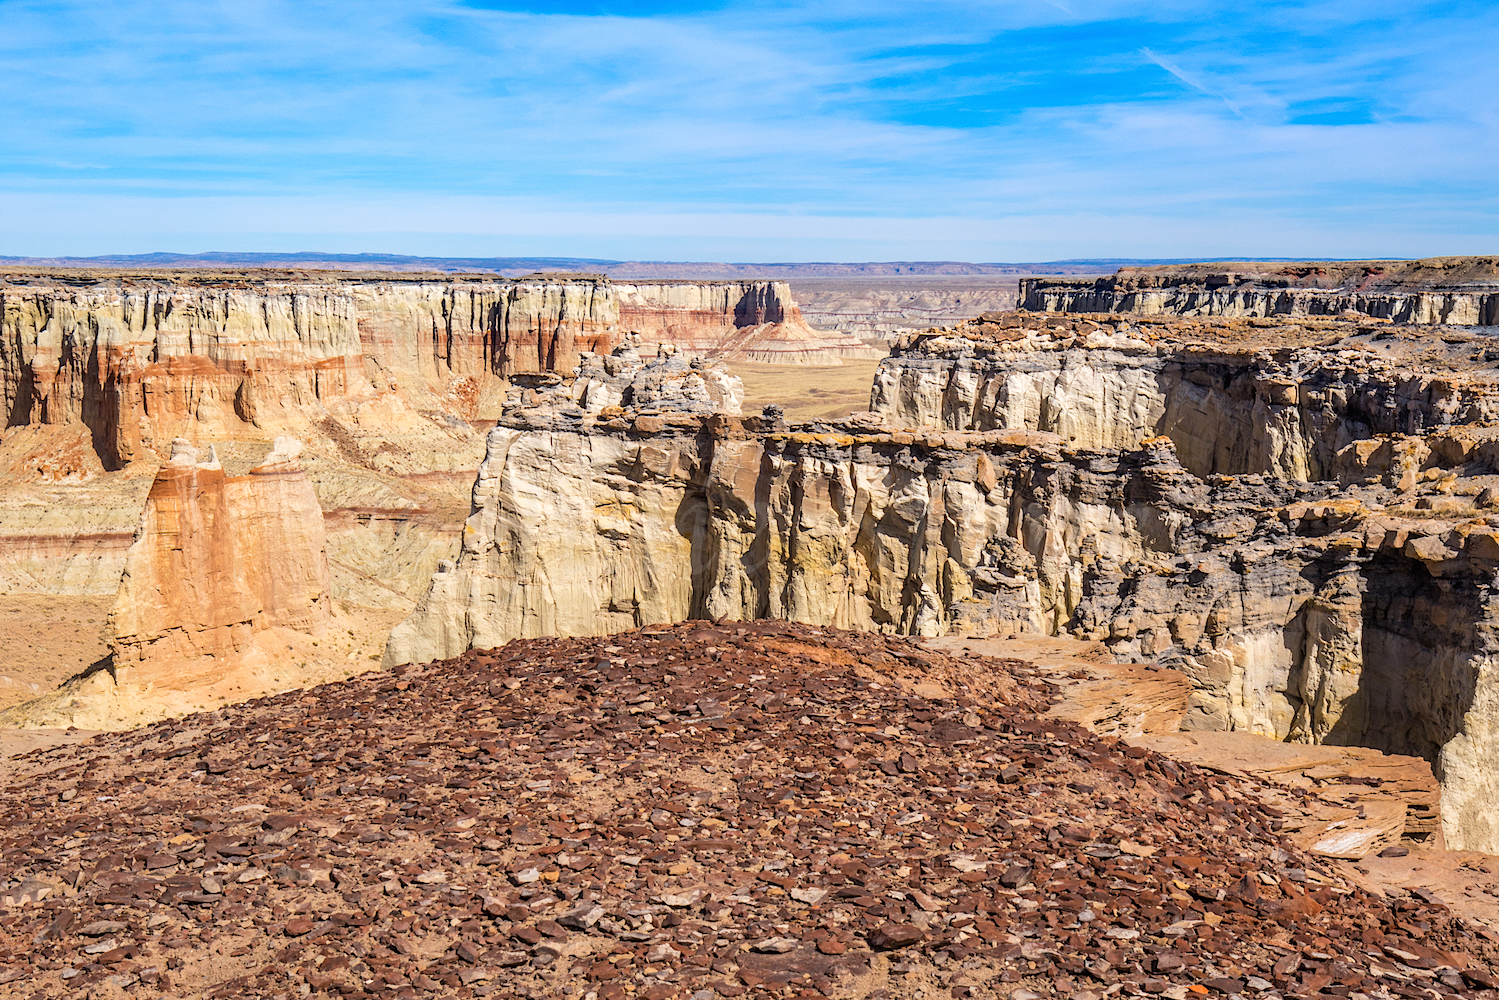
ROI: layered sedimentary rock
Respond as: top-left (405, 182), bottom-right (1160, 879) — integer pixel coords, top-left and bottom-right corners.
top-left (791, 277), bottom-right (1021, 341)
top-left (616, 280), bottom-right (880, 363)
top-left (390, 315), bottom-right (1499, 853)
top-left (109, 436), bottom-right (332, 690)
top-left (871, 311), bottom-right (1499, 480)
top-left (0, 271), bottom-right (620, 471)
top-left (507, 338), bottom-right (746, 416)
top-left (0, 435), bottom-right (348, 728)
top-left (0, 270), bottom-right (859, 477)
top-left (1022, 257), bottom-right (1499, 324)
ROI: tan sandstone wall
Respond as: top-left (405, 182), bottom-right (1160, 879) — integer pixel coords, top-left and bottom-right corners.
top-left (870, 322), bottom-right (1499, 481)
top-left (1021, 258), bottom-right (1499, 324)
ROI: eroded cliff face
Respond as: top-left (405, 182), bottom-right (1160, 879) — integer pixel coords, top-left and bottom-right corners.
top-left (1022, 257), bottom-right (1499, 324)
top-left (389, 314), bottom-right (1499, 852)
top-left (385, 414), bottom-right (1065, 665)
top-left (790, 278), bottom-right (1020, 341)
top-left (109, 436), bottom-right (331, 683)
top-left (616, 280), bottom-right (880, 364)
top-left (0, 271), bottom-right (865, 477)
top-left (0, 272), bottom-right (624, 471)
top-left (0, 437), bottom-right (373, 728)
top-left (871, 313), bottom-right (1499, 481)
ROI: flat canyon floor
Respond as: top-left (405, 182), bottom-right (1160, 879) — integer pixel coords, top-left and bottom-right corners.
top-left (729, 361), bottom-right (885, 421)
top-left (0, 595), bottom-right (114, 711)
top-left (2, 622), bottom-right (1498, 1000)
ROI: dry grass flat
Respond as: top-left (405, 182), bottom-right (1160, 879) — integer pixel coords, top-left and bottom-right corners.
top-left (727, 358), bottom-right (884, 421)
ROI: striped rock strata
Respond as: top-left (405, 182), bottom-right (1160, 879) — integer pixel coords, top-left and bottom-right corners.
top-left (390, 316), bottom-right (1499, 853)
top-left (1021, 257), bottom-right (1499, 325)
top-left (0, 270), bottom-right (864, 473)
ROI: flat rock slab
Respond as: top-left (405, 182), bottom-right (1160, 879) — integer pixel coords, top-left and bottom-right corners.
top-left (1131, 730), bottom-right (1440, 859)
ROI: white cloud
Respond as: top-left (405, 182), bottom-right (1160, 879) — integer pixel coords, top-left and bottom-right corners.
top-left (0, 0), bottom-right (1494, 258)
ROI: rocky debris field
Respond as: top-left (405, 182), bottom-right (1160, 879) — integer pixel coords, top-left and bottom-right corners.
top-left (2, 622), bottom-right (1498, 1000)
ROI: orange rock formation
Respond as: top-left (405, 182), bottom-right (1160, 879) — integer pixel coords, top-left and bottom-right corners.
top-left (109, 436), bottom-right (331, 694)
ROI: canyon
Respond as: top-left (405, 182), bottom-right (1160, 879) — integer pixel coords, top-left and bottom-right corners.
top-left (10, 261), bottom-right (1499, 997)
top-left (0, 269), bottom-right (872, 472)
top-left (387, 306), bottom-right (1499, 857)
top-left (789, 277), bottom-right (1026, 343)
top-left (0, 269), bottom-right (870, 655)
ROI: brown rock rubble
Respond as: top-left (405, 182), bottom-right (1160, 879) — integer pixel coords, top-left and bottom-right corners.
top-left (2, 622), bottom-right (1497, 999)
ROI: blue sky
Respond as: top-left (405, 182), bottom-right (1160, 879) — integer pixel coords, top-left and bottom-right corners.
top-left (1, 0), bottom-right (1495, 260)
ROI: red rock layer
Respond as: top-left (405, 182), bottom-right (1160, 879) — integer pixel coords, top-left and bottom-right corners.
top-left (1, 276), bottom-right (619, 469)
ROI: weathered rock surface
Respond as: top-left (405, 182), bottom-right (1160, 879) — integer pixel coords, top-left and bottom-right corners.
top-left (391, 312), bottom-right (1499, 855)
top-left (2, 272), bottom-right (536, 470)
top-left (385, 410), bottom-right (1097, 669)
top-left (936, 633), bottom-right (1444, 861)
top-left (870, 311), bottom-right (1499, 480)
top-left (617, 280), bottom-right (880, 364)
top-left (0, 438), bottom-right (374, 729)
top-left (791, 277), bottom-right (1022, 342)
top-left (110, 436), bottom-right (331, 684)
top-left (0, 269), bottom-right (855, 475)
top-left (1022, 257), bottom-right (1499, 324)
top-left (5, 621), bottom-right (1499, 998)
top-left (509, 340), bottom-right (746, 417)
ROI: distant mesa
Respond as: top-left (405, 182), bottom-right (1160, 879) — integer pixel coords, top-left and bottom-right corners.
top-left (0, 250), bottom-right (1309, 278)
top-left (1023, 256), bottom-right (1499, 324)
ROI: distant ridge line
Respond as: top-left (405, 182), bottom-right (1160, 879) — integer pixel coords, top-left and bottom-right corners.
top-left (0, 250), bottom-right (1321, 279)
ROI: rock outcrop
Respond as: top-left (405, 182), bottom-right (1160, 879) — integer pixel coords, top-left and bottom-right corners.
top-left (506, 338), bottom-right (746, 416)
top-left (1, 437), bottom-right (353, 728)
top-left (0, 270), bottom-right (859, 476)
top-left (12, 621), bottom-right (1499, 998)
top-left (792, 277), bottom-right (1021, 341)
top-left (1022, 257), bottom-right (1499, 324)
top-left (390, 312), bottom-right (1499, 853)
top-left (870, 311), bottom-right (1499, 480)
top-left (110, 436), bottom-right (332, 687)
top-left (617, 280), bottom-right (880, 363)
top-left (0, 271), bottom-right (618, 471)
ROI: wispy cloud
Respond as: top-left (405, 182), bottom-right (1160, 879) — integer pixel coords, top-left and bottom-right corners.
top-left (0, 0), bottom-right (1495, 258)
top-left (1139, 47), bottom-right (1243, 118)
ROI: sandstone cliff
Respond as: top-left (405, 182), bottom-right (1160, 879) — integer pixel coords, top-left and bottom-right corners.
top-left (871, 312), bottom-right (1499, 480)
top-left (110, 435), bottom-right (331, 681)
top-left (388, 314), bottom-right (1499, 853)
top-left (791, 277), bottom-right (1020, 341)
top-left (2, 437), bottom-right (360, 728)
top-left (0, 270), bottom-right (859, 476)
top-left (0, 271), bottom-right (621, 472)
top-left (616, 280), bottom-right (880, 364)
top-left (1022, 257), bottom-right (1499, 324)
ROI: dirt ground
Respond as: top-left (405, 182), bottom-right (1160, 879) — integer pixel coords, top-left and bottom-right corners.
top-left (728, 359), bottom-right (885, 421)
top-left (3, 621), bottom-right (1496, 999)
top-left (0, 595), bottom-right (115, 710)
top-left (0, 596), bottom-right (409, 727)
